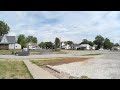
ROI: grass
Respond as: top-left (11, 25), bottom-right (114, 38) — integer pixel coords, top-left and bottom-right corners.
top-left (82, 54), bottom-right (102, 56)
top-left (31, 57), bottom-right (89, 67)
top-left (0, 50), bottom-right (22, 55)
top-left (0, 61), bottom-right (33, 79)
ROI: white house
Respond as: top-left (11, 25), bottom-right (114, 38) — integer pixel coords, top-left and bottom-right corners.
top-left (79, 44), bottom-right (91, 50)
top-left (0, 35), bottom-right (21, 50)
top-left (28, 42), bottom-right (38, 50)
top-left (9, 43), bottom-right (21, 49)
top-left (65, 44), bottom-right (71, 49)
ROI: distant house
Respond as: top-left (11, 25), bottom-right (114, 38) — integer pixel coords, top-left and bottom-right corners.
top-left (0, 35), bottom-right (21, 50)
top-left (91, 45), bottom-right (97, 50)
top-left (112, 46), bottom-right (120, 51)
top-left (79, 44), bottom-right (91, 50)
top-left (61, 42), bottom-right (72, 50)
top-left (28, 42), bottom-right (38, 50)
top-left (71, 44), bottom-right (80, 50)
top-left (61, 42), bottom-right (66, 49)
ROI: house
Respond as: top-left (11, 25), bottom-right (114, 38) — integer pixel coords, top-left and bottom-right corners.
top-left (91, 45), bottom-right (97, 50)
top-left (71, 44), bottom-right (80, 50)
top-left (0, 35), bottom-right (21, 50)
top-left (61, 42), bottom-right (72, 50)
top-left (112, 46), bottom-right (120, 51)
top-left (28, 42), bottom-right (38, 50)
top-left (79, 44), bottom-right (91, 50)
top-left (61, 42), bottom-right (66, 49)
top-left (65, 44), bottom-right (71, 49)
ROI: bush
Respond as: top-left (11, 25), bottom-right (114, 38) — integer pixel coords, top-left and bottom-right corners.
top-left (11, 51), bottom-right (15, 55)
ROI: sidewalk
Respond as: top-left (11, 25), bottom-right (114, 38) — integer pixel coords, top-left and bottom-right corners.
top-left (23, 60), bottom-right (58, 79)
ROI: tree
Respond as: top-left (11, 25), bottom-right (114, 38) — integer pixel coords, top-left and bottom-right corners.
top-left (32, 37), bottom-right (37, 43)
top-left (66, 41), bottom-right (73, 45)
top-left (80, 39), bottom-right (94, 46)
top-left (94, 35), bottom-right (104, 49)
top-left (26, 36), bottom-right (37, 43)
top-left (38, 42), bottom-right (45, 49)
top-left (17, 34), bottom-right (27, 49)
top-left (103, 38), bottom-right (113, 49)
top-left (26, 36), bottom-right (33, 43)
top-left (88, 41), bottom-right (94, 46)
top-left (54, 37), bottom-right (60, 50)
top-left (81, 39), bottom-right (89, 44)
top-left (44, 42), bottom-right (53, 49)
top-left (0, 21), bottom-right (10, 35)
top-left (114, 43), bottom-right (119, 46)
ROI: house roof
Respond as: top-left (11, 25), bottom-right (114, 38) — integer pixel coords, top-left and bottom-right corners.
top-left (0, 36), bottom-right (15, 44)
top-left (6, 36), bottom-right (16, 43)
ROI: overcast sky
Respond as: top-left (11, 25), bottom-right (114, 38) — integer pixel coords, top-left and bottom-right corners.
top-left (0, 11), bottom-right (120, 43)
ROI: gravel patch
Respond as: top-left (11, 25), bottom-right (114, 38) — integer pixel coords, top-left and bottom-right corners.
top-left (52, 59), bottom-right (120, 79)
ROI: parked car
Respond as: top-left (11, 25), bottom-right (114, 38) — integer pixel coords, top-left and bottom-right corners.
top-left (15, 49), bottom-right (30, 56)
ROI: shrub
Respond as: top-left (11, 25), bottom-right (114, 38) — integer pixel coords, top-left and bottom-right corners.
top-left (11, 51), bottom-right (15, 55)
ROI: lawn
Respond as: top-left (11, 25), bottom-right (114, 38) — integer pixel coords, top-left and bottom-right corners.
top-left (31, 57), bottom-right (90, 67)
top-left (0, 61), bottom-right (33, 79)
top-left (0, 50), bottom-right (22, 55)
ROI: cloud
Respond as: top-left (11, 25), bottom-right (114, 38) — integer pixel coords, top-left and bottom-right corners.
top-left (0, 11), bottom-right (120, 44)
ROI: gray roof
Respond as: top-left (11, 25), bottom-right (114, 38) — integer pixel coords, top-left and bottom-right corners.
top-left (0, 36), bottom-right (15, 44)
top-left (6, 36), bottom-right (16, 43)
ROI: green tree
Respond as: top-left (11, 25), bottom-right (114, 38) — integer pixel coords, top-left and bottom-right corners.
top-left (103, 38), bottom-right (113, 49)
top-left (0, 21), bottom-right (10, 35)
top-left (80, 39), bottom-right (94, 46)
top-left (26, 36), bottom-right (37, 43)
top-left (66, 41), bottom-right (73, 45)
top-left (114, 43), bottom-right (119, 46)
top-left (54, 37), bottom-right (60, 50)
top-left (88, 41), bottom-right (94, 46)
top-left (94, 35), bottom-right (104, 49)
top-left (32, 37), bottom-right (37, 43)
top-left (17, 34), bottom-right (27, 49)
top-left (26, 36), bottom-right (33, 43)
top-left (81, 39), bottom-right (89, 44)
top-left (44, 42), bottom-right (53, 49)
top-left (38, 42), bottom-right (45, 49)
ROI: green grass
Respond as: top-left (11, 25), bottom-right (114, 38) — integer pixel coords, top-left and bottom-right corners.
top-left (0, 50), bottom-right (22, 55)
top-left (0, 61), bottom-right (33, 79)
top-left (82, 54), bottom-right (102, 56)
